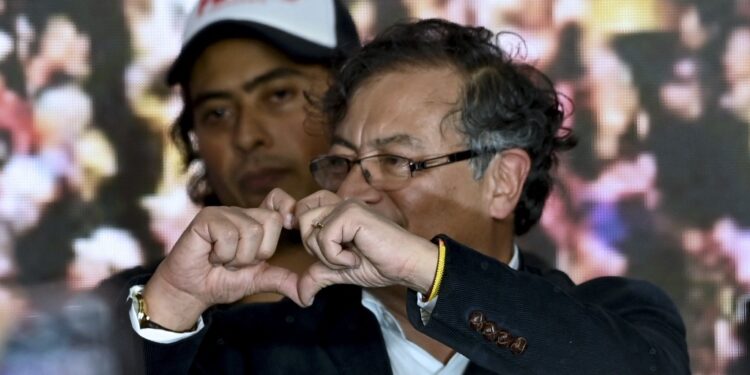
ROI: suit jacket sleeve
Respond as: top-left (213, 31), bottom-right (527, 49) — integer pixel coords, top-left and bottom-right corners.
top-left (406, 235), bottom-right (690, 375)
top-left (94, 263), bottom-right (212, 375)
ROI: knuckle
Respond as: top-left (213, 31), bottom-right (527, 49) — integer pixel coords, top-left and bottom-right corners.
top-left (265, 212), bottom-right (283, 227)
top-left (221, 228), bottom-right (239, 241)
top-left (312, 190), bottom-right (328, 200)
top-left (341, 199), bottom-right (361, 214)
top-left (228, 206), bottom-right (244, 213)
top-left (256, 251), bottom-right (272, 261)
top-left (198, 206), bottom-right (219, 218)
top-left (342, 198), bottom-right (360, 207)
top-left (294, 201), bottom-right (311, 216)
top-left (258, 243), bottom-right (275, 257)
top-left (263, 189), bottom-right (281, 205)
top-left (269, 187), bottom-right (283, 197)
top-left (307, 268), bottom-right (323, 284)
top-left (243, 222), bottom-right (264, 237)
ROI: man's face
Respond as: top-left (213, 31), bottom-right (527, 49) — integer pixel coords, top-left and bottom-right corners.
top-left (189, 38), bottom-right (330, 207)
top-left (331, 67), bottom-right (493, 248)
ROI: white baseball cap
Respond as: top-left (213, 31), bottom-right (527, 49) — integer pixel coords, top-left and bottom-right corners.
top-left (167, 0), bottom-right (360, 85)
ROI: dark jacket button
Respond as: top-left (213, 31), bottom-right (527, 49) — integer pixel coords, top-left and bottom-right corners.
top-left (495, 330), bottom-right (513, 347)
top-left (481, 322), bottom-right (499, 341)
top-left (510, 337), bottom-right (528, 355)
top-left (468, 311), bottom-right (485, 331)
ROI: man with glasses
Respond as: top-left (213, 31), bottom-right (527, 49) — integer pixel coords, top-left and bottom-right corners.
top-left (121, 19), bottom-right (690, 374)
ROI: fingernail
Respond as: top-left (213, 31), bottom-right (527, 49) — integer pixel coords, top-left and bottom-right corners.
top-left (284, 214), bottom-right (293, 229)
top-left (307, 297), bottom-right (314, 307)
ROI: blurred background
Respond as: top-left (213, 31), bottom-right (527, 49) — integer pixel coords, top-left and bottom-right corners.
top-left (0, 0), bottom-right (748, 373)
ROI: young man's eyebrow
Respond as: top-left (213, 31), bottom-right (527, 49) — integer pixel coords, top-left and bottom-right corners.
top-left (191, 67), bottom-right (305, 107)
top-left (242, 67), bottom-right (304, 93)
top-left (192, 91), bottom-right (230, 108)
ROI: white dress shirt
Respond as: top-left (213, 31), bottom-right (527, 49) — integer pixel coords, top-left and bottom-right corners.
top-left (128, 246), bottom-right (521, 374)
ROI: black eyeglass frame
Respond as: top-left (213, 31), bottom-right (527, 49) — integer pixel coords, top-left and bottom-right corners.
top-left (403, 149), bottom-right (480, 174)
top-left (309, 149), bottom-right (495, 190)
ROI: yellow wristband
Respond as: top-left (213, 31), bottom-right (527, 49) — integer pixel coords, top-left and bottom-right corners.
top-left (425, 238), bottom-right (447, 302)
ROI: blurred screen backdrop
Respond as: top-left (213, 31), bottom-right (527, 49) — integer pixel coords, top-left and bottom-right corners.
top-left (0, 0), bottom-right (749, 373)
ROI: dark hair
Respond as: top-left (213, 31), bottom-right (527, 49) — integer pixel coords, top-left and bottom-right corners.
top-left (171, 87), bottom-right (215, 205)
top-left (320, 19), bottom-right (576, 235)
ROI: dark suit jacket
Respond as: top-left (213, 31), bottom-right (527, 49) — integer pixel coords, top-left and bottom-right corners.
top-left (98, 235), bottom-right (690, 374)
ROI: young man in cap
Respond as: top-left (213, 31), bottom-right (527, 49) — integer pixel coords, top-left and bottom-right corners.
top-left (120, 19), bottom-right (690, 374)
top-left (153, 0), bottom-right (358, 304)
top-left (98, 0), bottom-right (360, 371)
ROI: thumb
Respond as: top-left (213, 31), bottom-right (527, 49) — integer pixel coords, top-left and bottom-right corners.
top-left (261, 188), bottom-right (297, 229)
top-left (251, 264), bottom-right (303, 306)
top-left (297, 262), bottom-right (346, 307)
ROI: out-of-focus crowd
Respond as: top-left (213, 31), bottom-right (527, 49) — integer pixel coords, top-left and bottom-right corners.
top-left (0, 0), bottom-right (748, 373)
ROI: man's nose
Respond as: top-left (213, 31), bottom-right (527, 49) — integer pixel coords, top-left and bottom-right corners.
top-left (337, 165), bottom-right (381, 204)
top-left (232, 108), bottom-right (272, 151)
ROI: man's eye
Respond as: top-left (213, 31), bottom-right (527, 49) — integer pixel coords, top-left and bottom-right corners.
top-left (329, 157), bottom-right (351, 168)
top-left (206, 108), bottom-right (228, 119)
top-left (198, 107), bottom-right (233, 126)
top-left (379, 155), bottom-right (408, 168)
top-left (272, 90), bottom-right (291, 100)
top-left (267, 87), bottom-right (298, 104)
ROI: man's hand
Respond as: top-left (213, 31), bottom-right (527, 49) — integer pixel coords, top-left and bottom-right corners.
top-left (295, 191), bottom-right (439, 306)
top-left (144, 205), bottom-right (302, 331)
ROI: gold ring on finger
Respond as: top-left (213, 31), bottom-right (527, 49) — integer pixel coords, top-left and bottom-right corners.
top-left (312, 221), bottom-right (325, 230)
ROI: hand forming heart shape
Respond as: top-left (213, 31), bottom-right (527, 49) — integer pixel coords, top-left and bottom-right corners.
top-left (142, 188), bottom-right (439, 331)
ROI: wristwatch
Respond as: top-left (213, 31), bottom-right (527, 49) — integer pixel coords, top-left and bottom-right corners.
top-left (131, 287), bottom-right (198, 333)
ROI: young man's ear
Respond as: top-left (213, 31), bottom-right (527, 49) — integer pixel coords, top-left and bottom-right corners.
top-left (484, 149), bottom-right (531, 220)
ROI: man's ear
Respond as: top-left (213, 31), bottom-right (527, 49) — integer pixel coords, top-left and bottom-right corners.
top-left (484, 149), bottom-right (531, 220)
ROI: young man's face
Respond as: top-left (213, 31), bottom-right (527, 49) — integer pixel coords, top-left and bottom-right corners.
top-left (188, 38), bottom-right (330, 207)
top-left (329, 66), bottom-right (495, 249)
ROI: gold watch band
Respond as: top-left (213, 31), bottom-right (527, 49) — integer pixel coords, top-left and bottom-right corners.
top-left (131, 289), bottom-right (198, 333)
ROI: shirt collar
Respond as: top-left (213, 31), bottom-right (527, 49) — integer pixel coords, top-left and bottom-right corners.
top-left (508, 243), bottom-right (520, 270)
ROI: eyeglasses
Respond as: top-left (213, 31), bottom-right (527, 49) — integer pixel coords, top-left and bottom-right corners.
top-left (309, 149), bottom-right (492, 192)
